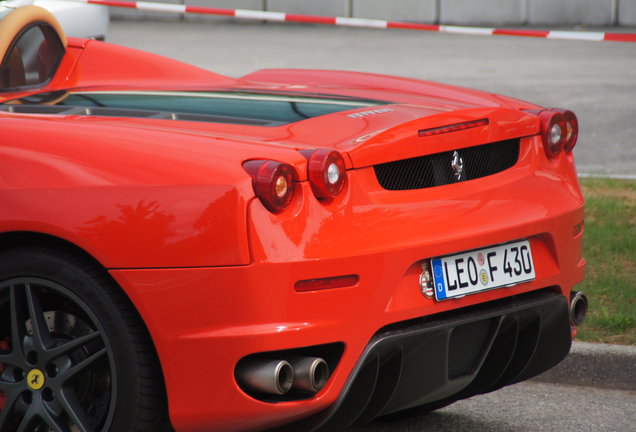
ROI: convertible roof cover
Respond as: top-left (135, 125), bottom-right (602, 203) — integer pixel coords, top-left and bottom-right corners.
top-left (1, 90), bottom-right (386, 126)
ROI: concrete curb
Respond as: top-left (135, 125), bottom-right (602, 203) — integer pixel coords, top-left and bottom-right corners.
top-left (532, 342), bottom-right (636, 391)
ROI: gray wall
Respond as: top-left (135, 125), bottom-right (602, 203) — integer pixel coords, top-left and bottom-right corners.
top-left (112, 0), bottom-right (636, 26)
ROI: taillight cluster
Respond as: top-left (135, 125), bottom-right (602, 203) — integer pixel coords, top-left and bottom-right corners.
top-left (243, 150), bottom-right (347, 214)
top-left (536, 108), bottom-right (579, 158)
top-left (243, 160), bottom-right (297, 213)
top-left (303, 149), bottom-right (347, 200)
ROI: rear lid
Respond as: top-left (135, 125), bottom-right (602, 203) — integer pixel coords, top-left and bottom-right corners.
top-left (331, 105), bottom-right (537, 167)
top-left (240, 69), bottom-right (540, 167)
top-left (1, 88), bottom-right (539, 172)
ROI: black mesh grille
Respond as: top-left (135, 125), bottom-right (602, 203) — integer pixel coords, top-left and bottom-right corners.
top-left (448, 318), bottom-right (495, 379)
top-left (374, 139), bottom-right (520, 191)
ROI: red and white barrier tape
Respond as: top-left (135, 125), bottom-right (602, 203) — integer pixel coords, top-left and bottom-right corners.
top-left (70, 0), bottom-right (636, 43)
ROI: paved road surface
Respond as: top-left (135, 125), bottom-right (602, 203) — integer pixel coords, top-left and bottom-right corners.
top-left (352, 381), bottom-right (635, 432)
top-left (108, 19), bottom-right (636, 176)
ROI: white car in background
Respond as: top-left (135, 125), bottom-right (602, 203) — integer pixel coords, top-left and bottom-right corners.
top-left (0, 0), bottom-right (109, 39)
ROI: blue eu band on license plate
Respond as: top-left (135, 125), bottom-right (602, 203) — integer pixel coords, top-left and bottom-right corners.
top-left (432, 240), bottom-right (535, 301)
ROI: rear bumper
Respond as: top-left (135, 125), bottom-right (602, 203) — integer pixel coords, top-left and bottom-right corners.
top-left (112, 257), bottom-right (578, 432)
top-left (111, 236), bottom-right (582, 431)
top-left (277, 289), bottom-right (570, 431)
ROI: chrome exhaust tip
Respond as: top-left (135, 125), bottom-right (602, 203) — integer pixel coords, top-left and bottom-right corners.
top-left (290, 357), bottom-right (329, 393)
top-left (570, 291), bottom-right (588, 326)
top-left (235, 359), bottom-right (294, 395)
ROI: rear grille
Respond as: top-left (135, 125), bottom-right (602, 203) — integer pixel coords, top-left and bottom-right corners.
top-left (374, 138), bottom-right (520, 190)
top-left (448, 319), bottom-right (495, 379)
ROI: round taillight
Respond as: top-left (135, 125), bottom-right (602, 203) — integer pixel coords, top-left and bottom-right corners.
top-left (539, 110), bottom-right (567, 158)
top-left (562, 110), bottom-right (579, 152)
top-left (243, 160), bottom-right (297, 213)
top-left (306, 150), bottom-right (347, 200)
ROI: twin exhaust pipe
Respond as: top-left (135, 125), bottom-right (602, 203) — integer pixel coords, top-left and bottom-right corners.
top-left (236, 356), bottom-right (329, 396)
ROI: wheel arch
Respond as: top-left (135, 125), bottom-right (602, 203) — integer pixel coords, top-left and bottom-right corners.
top-left (0, 230), bottom-right (168, 384)
top-left (0, 230), bottom-right (174, 430)
top-left (0, 230), bottom-right (97, 259)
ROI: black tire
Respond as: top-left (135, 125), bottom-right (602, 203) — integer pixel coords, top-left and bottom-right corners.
top-left (0, 246), bottom-right (172, 431)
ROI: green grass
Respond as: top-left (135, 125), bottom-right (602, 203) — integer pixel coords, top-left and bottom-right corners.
top-left (575, 177), bottom-right (636, 345)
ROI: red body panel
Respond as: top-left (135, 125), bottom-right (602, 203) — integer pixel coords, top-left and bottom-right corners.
top-left (109, 137), bottom-right (585, 431)
top-left (0, 37), bottom-right (585, 431)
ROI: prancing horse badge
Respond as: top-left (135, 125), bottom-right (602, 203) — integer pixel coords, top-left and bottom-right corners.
top-left (451, 151), bottom-right (464, 181)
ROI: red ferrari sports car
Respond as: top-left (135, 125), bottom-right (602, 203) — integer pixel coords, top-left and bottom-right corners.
top-left (0, 6), bottom-right (587, 432)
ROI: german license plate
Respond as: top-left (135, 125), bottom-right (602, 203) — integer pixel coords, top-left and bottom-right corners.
top-left (432, 240), bottom-right (535, 301)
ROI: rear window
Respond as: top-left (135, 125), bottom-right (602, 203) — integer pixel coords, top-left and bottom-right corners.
top-left (0, 90), bottom-right (387, 126)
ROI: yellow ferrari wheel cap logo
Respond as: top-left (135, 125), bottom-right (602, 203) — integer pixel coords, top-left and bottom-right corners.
top-left (27, 369), bottom-right (45, 390)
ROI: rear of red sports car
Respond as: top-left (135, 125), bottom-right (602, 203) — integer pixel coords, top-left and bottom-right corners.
top-left (0, 7), bottom-right (585, 432)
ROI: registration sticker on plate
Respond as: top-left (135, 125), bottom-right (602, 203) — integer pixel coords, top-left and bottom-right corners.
top-left (432, 240), bottom-right (535, 301)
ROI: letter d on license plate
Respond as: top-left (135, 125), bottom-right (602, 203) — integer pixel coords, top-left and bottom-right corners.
top-left (432, 240), bottom-right (535, 301)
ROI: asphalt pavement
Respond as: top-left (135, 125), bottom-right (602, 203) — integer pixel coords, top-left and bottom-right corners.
top-left (352, 381), bottom-right (636, 432)
top-left (108, 18), bottom-right (636, 177)
top-left (534, 341), bottom-right (636, 391)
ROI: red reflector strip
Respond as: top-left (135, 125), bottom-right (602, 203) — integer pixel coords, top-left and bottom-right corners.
top-left (294, 275), bottom-right (359, 292)
top-left (418, 118), bottom-right (489, 137)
